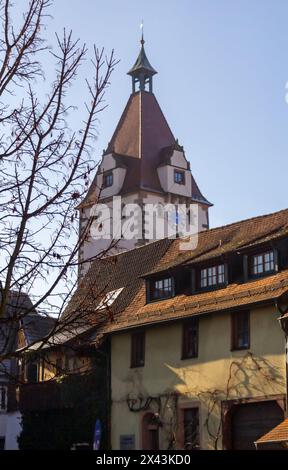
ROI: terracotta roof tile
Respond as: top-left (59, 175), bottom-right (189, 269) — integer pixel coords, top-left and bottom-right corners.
top-left (61, 238), bottom-right (172, 324)
top-left (60, 208), bottom-right (288, 340)
top-left (256, 418), bottom-right (288, 444)
top-left (104, 269), bottom-right (288, 333)
top-left (144, 208), bottom-right (288, 276)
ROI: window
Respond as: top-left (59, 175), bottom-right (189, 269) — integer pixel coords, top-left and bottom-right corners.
top-left (250, 251), bottom-right (275, 277)
top-left (182, 319), bottom-right (199, 359)
top-left (0, 386), bottom-right (7, 412)
top-left (103, 172), bottom-right (113, 188)
top-left (0, 437), bottom-right (5, 450)
top-left (200, 264), bottom-right (225, 289)
top-left (97, 287), bottom-right (124, 310)
top-left (231, 311), bottom-right (250, 350)
top-left (149, 277), bottom-right (173, 301)
top-left (183, 408), bottom-right (200, 450)
top-left (174, 170), bottom-right (185, 185)
top-left (26, 361), bottom-right (38, 383)
top-left (131, 331), bottom-right (145, 368)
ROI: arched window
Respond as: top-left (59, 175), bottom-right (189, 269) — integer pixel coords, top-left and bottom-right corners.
top-left (142, 413), bottom-right (159, 450)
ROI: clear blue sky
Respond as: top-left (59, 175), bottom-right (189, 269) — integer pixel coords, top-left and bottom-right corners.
top-left (48, 0), bottom-right (288, 228)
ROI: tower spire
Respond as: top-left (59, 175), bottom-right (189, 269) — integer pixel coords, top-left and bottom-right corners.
top-left (127, 26), bottom-right (157, 93)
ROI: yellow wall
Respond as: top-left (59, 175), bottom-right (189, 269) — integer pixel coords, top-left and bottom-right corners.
top-left (37, 350), bottom-right (92, 382)
top-left (111, 305), bottom-right (286, 450)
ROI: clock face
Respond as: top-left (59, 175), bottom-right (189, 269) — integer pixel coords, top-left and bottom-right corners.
top-left (167, 207), bottom-right (187, 234)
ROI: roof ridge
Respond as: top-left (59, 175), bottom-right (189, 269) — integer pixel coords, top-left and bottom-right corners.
top-left (201, 207), bottom-right (288, 235)
top-left (88, 207), bottom-right (288, 264)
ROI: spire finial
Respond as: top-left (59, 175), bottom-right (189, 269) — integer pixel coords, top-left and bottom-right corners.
top-left (140, 20), bottom-right (144, 45)
top-left (128, 24), bottom-right (157, 93)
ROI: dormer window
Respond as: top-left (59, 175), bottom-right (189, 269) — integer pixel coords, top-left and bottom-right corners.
top-left (103, 172), bottom-right (113, 188)
top-left (174, 170), bottom-right (185, 185)
top-left (148, 277), bottom-right (174, 302)
top-left (200, 264), bottom-right (225, 289)
top-left (250, 250), bottom-right (275, 277)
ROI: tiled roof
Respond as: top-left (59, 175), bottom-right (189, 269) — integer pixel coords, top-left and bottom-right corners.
top-left (78, 90), bottom-right (210, 207)
top-left (61, 238), bottom-right (173, 325)
top-left (22, 314), bottom-right (56, 345)
top-left (56, 208), bottom-right (288, 342)
top-left (106, 91), bottom-right (175, 193)
top-left (256, 418), bottom-right (288, 444)
top-left (143, 208), bottom-right (288, 277)
top-left (102, 269), bottom-right (288, 334)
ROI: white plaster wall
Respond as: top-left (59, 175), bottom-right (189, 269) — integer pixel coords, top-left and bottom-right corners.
top-left (99, 153), bottom-right (116, 172)
top-left (0, 413), bottom-right (7, 438)
top-left (90, 154), bottom-right (127, 201)
top-left (157, 166), bottom-right (192, 197)
top-left (79, 191), bottom-right (209, 278)
top-left (97, 167), bottom-right (127, 200)
top-left (170, 150), bottom-right (188, 168)
top-left (80, 193), bottom-right (144, 277)
top-left (5, 411), bottom-right (22, 450)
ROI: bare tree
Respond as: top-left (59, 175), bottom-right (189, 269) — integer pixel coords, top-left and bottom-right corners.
top-left (0, 0), bottom-right (119, 364)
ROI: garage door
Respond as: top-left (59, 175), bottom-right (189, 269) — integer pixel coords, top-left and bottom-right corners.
top-left (232, 401), bottom-right (284, 450)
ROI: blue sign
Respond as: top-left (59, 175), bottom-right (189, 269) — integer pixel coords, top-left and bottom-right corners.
top-left (93, 419), bottom-right (102, 450)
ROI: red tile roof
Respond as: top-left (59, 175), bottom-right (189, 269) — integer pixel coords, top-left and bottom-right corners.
top-left (58, 208), bottom-right (288, 341)
top-left (104, 268), bottom-right (288, 333)
top-left (144, 207), bottom-right (288, 277)
top-left (256, 418), bottom-right (288, 444)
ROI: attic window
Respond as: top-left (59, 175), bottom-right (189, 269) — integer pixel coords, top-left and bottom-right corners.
top-left (174, 170), bottom-right (185, 185)
top-left (103, 172), bottom-right (113, 188)
top-left (149, 277), bottom-right (174, 302)
top-left (250, 251), bottom-right (275, 277)
top-left (97, 287), bottom-right (124, 310)
top-left (200, 264), bottom-right (225, 289)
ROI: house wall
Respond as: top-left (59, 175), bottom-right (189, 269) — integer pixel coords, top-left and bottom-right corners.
top-left (4, 411), bottom-right (21, 450)
top-left (37, 350), bottom-right (93, 382)
top-left (0, 413), bottom-right (7, 443)
top-left (110, 305), bottom-right (286, 450)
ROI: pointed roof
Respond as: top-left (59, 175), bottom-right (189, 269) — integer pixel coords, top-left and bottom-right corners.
top-left (127, 40), bottom-right (157, 77)
top-left (78, 39), bottom-right (211, 208)
top-left (79, 89), bottom-right (211, 207)
top-left (106, 90), bottom-right (175, 192)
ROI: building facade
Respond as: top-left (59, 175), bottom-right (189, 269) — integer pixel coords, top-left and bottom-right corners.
top-left (77, 37), bottom-right (211, 277)
top-left (15, 209), bottom-right (288, 450)
top-left (106, 209), bottom-right (288, 450)
top-left (12, 38), bottom-right (288, 452)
